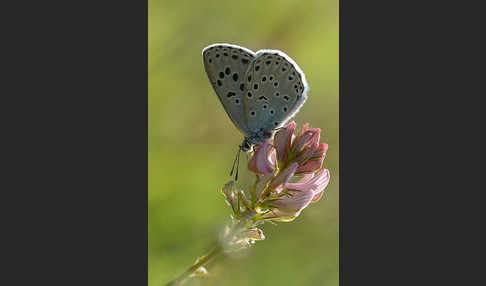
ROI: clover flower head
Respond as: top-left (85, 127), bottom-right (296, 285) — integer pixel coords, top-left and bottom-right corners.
top-left (167, 122), bottom-right (332, 285)
top-left (244, 121), bottom-right (331, 222)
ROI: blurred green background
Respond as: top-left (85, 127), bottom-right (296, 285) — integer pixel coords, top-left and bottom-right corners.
top-left (149, 0), bottom-right (338, 285)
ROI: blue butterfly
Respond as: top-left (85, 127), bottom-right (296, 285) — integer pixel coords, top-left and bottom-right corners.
top-left (202, 43), bottom-right (309, 178)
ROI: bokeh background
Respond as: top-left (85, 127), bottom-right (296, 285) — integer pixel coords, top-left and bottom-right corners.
top-left (149, 0), bottom-right (338, 285)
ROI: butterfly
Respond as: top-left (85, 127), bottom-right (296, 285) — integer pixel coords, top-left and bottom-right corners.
top-left (202, 43), bottom-right (309, 178)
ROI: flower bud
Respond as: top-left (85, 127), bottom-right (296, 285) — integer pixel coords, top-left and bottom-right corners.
top-left (189, 266), bottom-right (209, 278)
top-left (237, 189), bottom-right (252, 211)
top-left (222, 181), bottom-right (238, 215)
top-left (225, 228), bottom-right (265, 252)
top-left (239, 228), bottom-right (265, 241)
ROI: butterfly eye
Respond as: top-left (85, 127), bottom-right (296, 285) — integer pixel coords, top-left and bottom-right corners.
top-left (244, 141), bottom-right (251, 149)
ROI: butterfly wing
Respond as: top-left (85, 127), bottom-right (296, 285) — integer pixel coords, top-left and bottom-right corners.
top-left (243, 50), bottom-right (309, 134)
top-left (202, 44), bottom-right (255, 133)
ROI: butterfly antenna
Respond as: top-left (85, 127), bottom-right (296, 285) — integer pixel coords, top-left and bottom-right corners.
top-left (235, 148), bottom-right (241, 181)
top-left (230, 147), bottom-right (241, 181)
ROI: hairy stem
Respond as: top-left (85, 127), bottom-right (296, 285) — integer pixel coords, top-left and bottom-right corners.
top-left (165, 245), bottom-right (222, 286)
top-left (165, 211), bottom-right (256, 286)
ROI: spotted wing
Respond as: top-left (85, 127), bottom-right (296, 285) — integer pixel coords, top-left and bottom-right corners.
top-left (243, 50), bottom-right (309, 134)
top-left (202, 44), bottom-right (255, 133)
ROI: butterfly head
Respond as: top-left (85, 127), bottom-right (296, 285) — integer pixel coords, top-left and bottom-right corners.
top-left (240, 138), bottom-right (253, 152)
top-left (240, 129), bottom-right (273, 153)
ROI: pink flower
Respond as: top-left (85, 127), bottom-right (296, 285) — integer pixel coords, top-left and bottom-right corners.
top-left (286, 168), bottom-right (330, 202)
top-left (294, 141), bottom-right (319, 164)
top-left (248, 140), bottom-right (276, 175)
top-left (260, 169), bottom-right (329, 221)
top-left (295, 143), bottom-right (328, 174)
top-left (274, 121), bottom-right (297, 162)
top-left (263, 189), bottom-right (315, 221)
top-left (269, 162), bottom-right (299, 189)
top-left (297, 122), bottom-right (310, 137)
top-left (248, 122), bottom-right (330, 222)
top-left (291, 124), bottom-right (321, 154)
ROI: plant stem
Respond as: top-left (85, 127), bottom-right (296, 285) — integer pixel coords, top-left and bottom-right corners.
top-left (165, 245), bottom-right (222, 286)
top-left (165, 211), bottom-right (256, 286)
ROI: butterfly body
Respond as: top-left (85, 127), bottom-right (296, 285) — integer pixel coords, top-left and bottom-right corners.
top-left (202, 43), bottom-right (309, 152)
